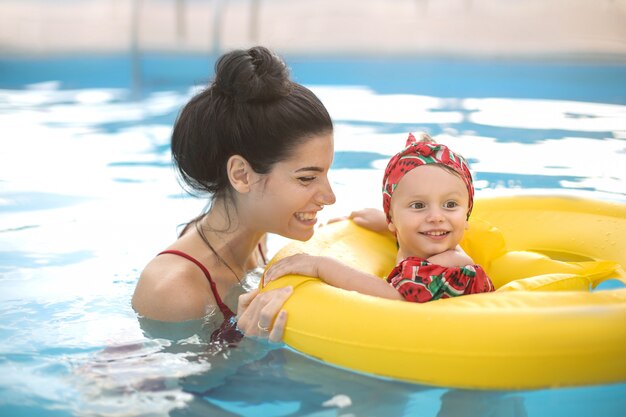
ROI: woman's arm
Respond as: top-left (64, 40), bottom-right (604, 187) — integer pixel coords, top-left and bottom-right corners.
top-left (134, 254), bottom-right (293, 343)
top-left (134, 272), bottom-right (292, 342)
top-left (264, 254), bottom-right (403, 300)
top-left (133, 257), bottom-right (217, 322)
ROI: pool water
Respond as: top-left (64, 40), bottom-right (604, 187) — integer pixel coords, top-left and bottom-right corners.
top-left (1, 54), bottom-right (625, 417)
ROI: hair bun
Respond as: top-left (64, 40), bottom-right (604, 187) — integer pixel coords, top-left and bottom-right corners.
top-left (213, 46), bottom-right (291, 102)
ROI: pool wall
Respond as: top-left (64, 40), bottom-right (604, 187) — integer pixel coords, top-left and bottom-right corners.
top-left (1, 0), bottom-right (626, 58)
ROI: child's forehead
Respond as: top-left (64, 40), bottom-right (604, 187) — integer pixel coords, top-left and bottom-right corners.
top-left (394, 165), bottom-right (468, 194)
top-left (401, 163), bottom-right (464, 181)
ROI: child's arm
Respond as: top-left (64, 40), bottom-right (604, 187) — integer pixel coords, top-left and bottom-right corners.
top-left (264, 254), bottom-right (404, 300)
top-left (427, 247), bottom-right (474, 268)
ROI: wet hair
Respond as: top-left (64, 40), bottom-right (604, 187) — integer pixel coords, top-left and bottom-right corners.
top-left (171, 46), bottom-right (333, 201)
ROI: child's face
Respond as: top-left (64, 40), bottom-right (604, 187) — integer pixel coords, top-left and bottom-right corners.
top-left (387, 164), bottom-right (469, 260)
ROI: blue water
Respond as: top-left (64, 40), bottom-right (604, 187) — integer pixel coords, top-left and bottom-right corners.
top-left (1, 53), bottom-right (625, 417)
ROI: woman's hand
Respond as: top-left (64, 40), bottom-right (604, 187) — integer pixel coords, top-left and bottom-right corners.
top-left (236, 286), bottom-right (292, 342)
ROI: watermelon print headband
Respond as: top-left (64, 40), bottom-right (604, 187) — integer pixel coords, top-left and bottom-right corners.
top-left (382, 133), bottom-right (474, 223)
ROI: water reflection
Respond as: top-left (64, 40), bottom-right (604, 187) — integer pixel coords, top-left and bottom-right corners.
top-left (0, 192), bottom-right (91, 213)
top-left (0, 249), bottom-right (93, 272)
top-left (465, 98), bottom-right (626, 132)
top-left (0, 59), bottom-right (625, 416)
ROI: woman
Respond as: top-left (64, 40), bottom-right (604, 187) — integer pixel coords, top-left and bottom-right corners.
top-left (132, 46), bottom-right (336, 342)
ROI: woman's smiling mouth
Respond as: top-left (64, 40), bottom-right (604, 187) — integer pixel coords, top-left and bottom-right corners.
top-left (295, 211), bottom-right (318, 224)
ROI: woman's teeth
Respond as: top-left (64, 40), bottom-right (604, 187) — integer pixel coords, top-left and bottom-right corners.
top-left (295, 212), bottom-right (316, 222)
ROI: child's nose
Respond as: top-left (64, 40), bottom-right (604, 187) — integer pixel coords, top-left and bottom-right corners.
top-left (426, 207), bottom-right (445, 222)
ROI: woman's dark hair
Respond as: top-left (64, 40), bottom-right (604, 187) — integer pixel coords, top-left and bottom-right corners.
top-left (171, 46), bottom-right (333, 200)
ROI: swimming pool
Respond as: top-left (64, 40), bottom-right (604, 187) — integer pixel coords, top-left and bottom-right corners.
top-left (1, 54), bottom-right (625, 417)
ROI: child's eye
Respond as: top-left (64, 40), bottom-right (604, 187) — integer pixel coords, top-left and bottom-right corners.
top-left (409, 202), bottom-right (425, 209)
top-left (444, 201), bottom-right (459, 209)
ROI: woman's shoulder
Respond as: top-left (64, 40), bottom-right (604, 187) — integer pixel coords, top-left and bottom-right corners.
top-left (132, 252), bottom-right (216, 322)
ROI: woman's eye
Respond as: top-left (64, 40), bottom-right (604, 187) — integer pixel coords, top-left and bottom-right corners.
top-left (298, 176), bottom-right (316, 184)
top-left (444, 201), bottom-right (459, 209)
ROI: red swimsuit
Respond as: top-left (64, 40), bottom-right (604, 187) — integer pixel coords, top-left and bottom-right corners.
top-left (159, 250), bottom-right (235, 318)
top-left (158, 250), bottom-right (241, 344)
top-left (387, 257), bottom-right (495, 303)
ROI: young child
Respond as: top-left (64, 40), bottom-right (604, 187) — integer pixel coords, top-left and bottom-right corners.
top-left (264, 133), bottom-right (495, 302)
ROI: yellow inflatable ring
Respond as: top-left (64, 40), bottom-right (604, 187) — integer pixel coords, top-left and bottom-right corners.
top-left (261, 195), bottom-right (626, 389)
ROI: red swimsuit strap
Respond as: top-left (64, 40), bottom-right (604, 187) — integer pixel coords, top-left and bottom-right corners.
top-left (157, 250), bottom-right (235, 319)
top-left (257, 242), bottom-right (267, 265)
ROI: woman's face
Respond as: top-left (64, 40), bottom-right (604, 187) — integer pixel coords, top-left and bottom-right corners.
top-left (249, 132), bottom-right (336, 241)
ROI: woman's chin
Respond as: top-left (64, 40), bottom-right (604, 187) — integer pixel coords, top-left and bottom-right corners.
top-left (285, 224), bottom-right (316, 241)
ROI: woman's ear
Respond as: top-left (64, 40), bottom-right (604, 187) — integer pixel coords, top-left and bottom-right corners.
top-left (227, 155), bottom-right (254, 193)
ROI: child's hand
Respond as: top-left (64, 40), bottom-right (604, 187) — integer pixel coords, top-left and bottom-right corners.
top-left (349, 208), bottom-right (388, 234)
top-left (327, 208), bottom-right (390, 236)
top-left (263, 254), bottom-right (321, 286)
top-left (428, 247), bottom-right (474, 268)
